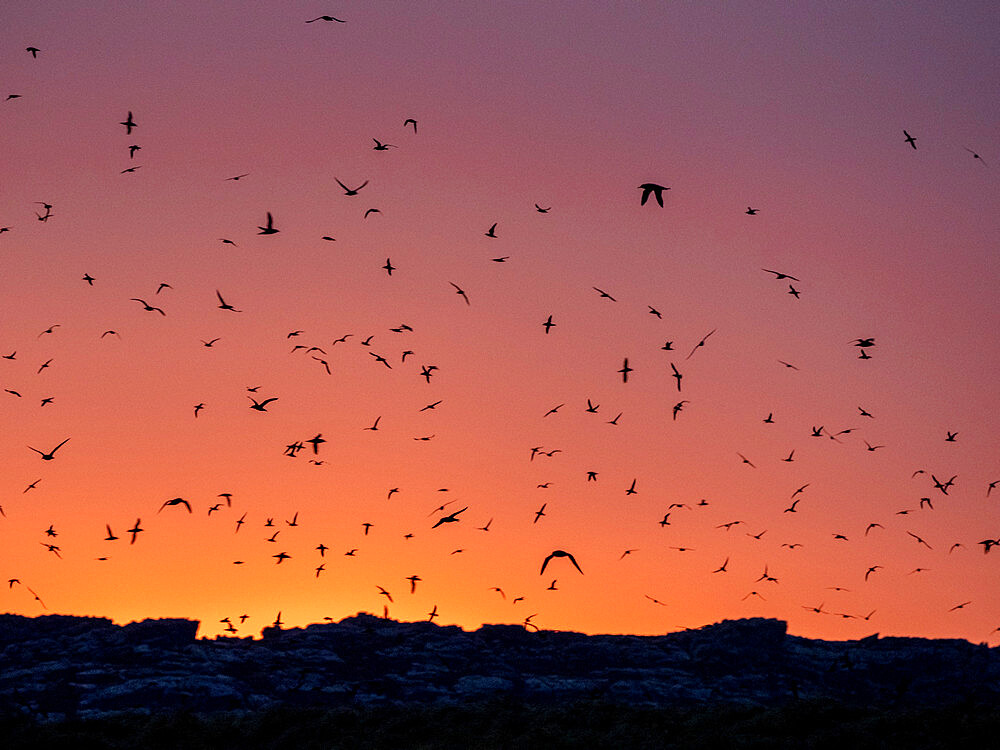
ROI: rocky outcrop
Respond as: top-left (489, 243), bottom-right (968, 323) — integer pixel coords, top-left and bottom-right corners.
top-left (0, 613), bottom-right (996, 720)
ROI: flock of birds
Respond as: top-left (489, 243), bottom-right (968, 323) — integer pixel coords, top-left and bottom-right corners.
top-left (3, 33), bottom-right (998, 641)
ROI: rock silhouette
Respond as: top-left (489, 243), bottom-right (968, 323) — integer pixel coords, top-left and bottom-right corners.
top-left (1, 613), bottom-right (997, 721)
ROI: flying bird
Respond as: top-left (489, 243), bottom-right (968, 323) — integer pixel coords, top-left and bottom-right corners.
top-left (127, 519), bottom-right (144, 544)
top-left (540, 550), bottom-right (583, 576)
top-left (306, 15), bottom-right (345, 23)
top-left (762, 269), bottom-right (799, 281)
top-left (686, 329), bottom-right (716, 359)
top-left (449, 282), bottom-right (470, 305)
top-left (963, 147), bottom-right (987, 166)
top-left (258, 212), bottom-right (279, 235)
top-left (335, 178), bottom-right (368, 196)
top-left (131, 298), bottom-right (166, 316)
top-left (670, 363), bottom-right (683, 391)
top-left (619, 358), bottom-right (633, 383)
top-left (903, 129), bottom-right (917, 149)
top-left (592, 287), bottom-right (616, 301)
top-left (159, 497), bottom-right (192, 513)
top-left (638, 183), bottom-right (669, 207)
top-left (121, 111), bottom-right (136, 134)
top-left (431, 506), bottom-right (468, 528)
top-left (28, 438), bottom-right (70, 461)
top-left (249, 396), bottom-right (278, 412)
top-left (216, 290), bottom-right (242, 312)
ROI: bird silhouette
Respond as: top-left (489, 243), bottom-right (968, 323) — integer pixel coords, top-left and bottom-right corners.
top-left (127, 519), bottom-right (143, 544)
top-left (619, 358), bottom-right (633, 383)
top-left (431, 507), bottom-right (467, 528)
top-left (336, 178), bottom-right (368, 196)
top-left (963, 146), bottom-right (987, 166)
top-left (449, 282), bottom-right (470, 305)
top-left (763, 268), bottom-right (799, 281)
top-left (248, 396), bottom-right (278, 412)
top-left (258, 212), bottom-right (279, 234)
top-left (28, 438), bottom-right (70, 461)
top-left (131, 298), bottom-right (165, 315)
top-left (216, 290), bottom-right (242, 312)
top-left (638, 183), bottom-right (669, 207)
top-left (592, 287), bottom-right (617, 301)
top-left (159, 497), bottom-right (192, 513)
top-left (540, 550), bottom-right (583, 575)
top-left (670, 363), bottom-right (683, 391)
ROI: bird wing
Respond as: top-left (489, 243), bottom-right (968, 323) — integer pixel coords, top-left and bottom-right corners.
top-left (539, 553), bottom-right (555, 575)
top-left (566, 552), bottom-right (584, 574)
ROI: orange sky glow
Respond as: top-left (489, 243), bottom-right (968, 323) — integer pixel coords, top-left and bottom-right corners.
top-left (2, 2), bottom-right (998, 642)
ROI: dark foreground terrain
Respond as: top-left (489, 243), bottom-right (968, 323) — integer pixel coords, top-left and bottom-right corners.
top-left (3, 701), bottom-right (1000, 749)
top-left (2, 613), bottom-right (998, 747)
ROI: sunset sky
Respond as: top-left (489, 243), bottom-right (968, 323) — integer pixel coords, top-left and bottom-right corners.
top-left (2, 2), bottom-right (998, 642)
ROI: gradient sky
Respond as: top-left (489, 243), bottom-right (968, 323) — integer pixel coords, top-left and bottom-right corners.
top-left (2, 2), bottom-right (998, 642)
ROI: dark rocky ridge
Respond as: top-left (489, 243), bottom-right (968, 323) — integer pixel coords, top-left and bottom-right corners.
top-left (1, 613), bottom-right (997, 721)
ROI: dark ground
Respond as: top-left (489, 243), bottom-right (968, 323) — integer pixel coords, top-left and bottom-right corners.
top-left (3, 699), bottom-right (999, 749)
